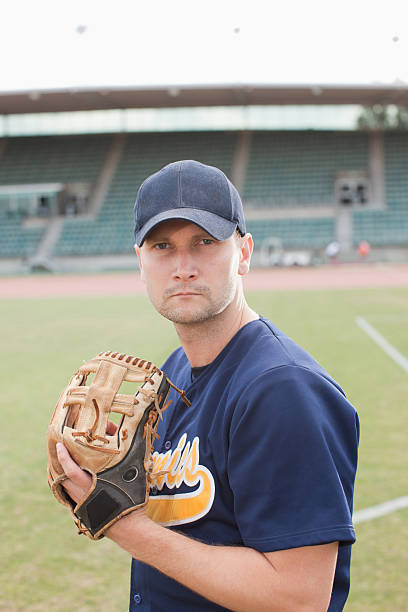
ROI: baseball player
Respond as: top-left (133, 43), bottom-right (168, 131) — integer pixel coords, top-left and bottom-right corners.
top-left (57, 160), bottom-right (359, 611)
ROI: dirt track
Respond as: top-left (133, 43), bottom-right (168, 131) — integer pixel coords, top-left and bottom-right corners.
top-left (1, 263), bottom-right (407, 298)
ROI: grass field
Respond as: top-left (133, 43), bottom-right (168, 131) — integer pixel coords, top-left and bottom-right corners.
top-left (1, 286), bottom-right (407, 611)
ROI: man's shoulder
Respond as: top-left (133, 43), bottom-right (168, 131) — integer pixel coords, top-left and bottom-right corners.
top-left (224, 316), bottom-right (346, 397)
top-left (231, 317), bottom-right (325, 373)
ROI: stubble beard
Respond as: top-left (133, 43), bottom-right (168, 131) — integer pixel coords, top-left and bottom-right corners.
top-left (155, 281), bottom-right (237, 325)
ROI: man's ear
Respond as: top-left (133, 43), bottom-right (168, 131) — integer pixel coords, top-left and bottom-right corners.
top-left (238, 233), bottom-right (254, 276)
top-left (134, 245), bottom-right (145, 281)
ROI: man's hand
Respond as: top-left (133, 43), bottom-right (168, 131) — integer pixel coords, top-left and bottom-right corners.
top-left (56, 438), bottom-right (148, 542)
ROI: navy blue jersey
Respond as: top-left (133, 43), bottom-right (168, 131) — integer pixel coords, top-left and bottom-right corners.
top-left (130, 317), bottom-right (359, 611)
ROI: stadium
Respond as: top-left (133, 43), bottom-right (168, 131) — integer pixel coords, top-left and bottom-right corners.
top-left (1, 81), bottom-right (408, 611)
top-left (0, 83), bottom-right (408, 274)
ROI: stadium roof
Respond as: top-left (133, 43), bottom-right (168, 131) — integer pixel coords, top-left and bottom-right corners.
top-left (1, 83), bottom-right (408, 114)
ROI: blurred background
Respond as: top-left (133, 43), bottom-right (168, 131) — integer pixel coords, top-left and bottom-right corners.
top-left (1, 2), bottom-right (407, 611)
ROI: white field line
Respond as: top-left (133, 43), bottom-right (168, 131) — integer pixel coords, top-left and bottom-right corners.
top-left (355, 316), bottom-right (408, 375)
top-left (354, 316), bottom-right (408, 523)
top-left (353, 495), bottom-right (408, 524)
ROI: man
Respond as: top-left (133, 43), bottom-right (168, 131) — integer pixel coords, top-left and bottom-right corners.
top-left (57, 160), bottom-right (359, 611)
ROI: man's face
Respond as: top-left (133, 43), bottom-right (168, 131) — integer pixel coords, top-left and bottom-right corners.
top-left (136, 220), bottom-right (250, 325)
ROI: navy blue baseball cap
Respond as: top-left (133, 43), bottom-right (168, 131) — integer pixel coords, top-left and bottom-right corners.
top-left (133, 160), bottom-right (246, 246)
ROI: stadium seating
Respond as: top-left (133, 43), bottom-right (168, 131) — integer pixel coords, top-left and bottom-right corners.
top-left (0, 210), bottom-right (45, 258)
top-left (243, 131), bottom-right (370, 207)
top-left (0, 134), bottom-right (113, 258)
top-left (0, 129), bottom-right (407, 262)
top-left (353, 209), bottom-right (408, 246)
top-left (352, 133), bottom-right (408, 247)
top-left (384, 133), bottom-right (408, 211)
top-left (247, 217), bottom-right (335, 249)
top-left (0, 134), bottom-right (112, 184)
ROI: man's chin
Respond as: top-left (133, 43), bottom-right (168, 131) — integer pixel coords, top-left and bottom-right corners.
top-left (161, 310), bottom-right (211, 325)
top-left (158, 304), bottom-right (219, 325)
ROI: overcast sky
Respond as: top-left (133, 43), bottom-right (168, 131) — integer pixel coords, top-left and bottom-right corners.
top-left (1, 0), bottom-right (408, 92)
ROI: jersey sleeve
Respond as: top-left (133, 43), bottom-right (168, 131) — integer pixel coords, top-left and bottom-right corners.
top-left (227, 364), bottom-right (359, 553)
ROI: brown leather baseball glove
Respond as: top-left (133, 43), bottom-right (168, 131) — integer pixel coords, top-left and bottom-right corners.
top-left (47, 351), bottom-right (190, 540)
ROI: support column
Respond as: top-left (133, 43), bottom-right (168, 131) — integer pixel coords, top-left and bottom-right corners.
top-left (87, 133), bottom-right (127, 216)
top-left (0, 138), bottom-right (7, 162)
top-left (369, 130), bottom-right (385, 207)
top-left (336, 205), bottom-right (353, 252)
top-left (231, 130), bottom-right (252, 194)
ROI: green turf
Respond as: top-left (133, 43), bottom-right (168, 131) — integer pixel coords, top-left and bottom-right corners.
top-left (1, 287), bottom-right (407, 610)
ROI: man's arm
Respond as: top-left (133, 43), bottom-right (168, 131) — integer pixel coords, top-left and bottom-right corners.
top-left (110, 511), bottom-right (338, 612)
top-left (57, 443), bottom-right (338, 612)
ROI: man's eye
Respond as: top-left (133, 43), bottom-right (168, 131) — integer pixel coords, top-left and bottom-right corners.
top-left (200, 238), bottom-right (214, 245)
top-left (154, 242), bottom-right (168, 250)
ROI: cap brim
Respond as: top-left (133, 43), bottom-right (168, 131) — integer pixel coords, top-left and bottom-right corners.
top-left (135, 208), bottom-right (237, 246)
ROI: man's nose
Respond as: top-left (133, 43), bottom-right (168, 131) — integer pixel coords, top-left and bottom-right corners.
top-left (172, 250), bottom-right (198, 281)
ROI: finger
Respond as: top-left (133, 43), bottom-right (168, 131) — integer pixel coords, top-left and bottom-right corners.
top-left (56, 443), bottom-right (92, 502)
top-left (106, 420), bottom-right (118, 435)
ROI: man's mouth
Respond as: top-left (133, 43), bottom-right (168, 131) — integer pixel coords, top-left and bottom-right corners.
top-left (164, 285), bottom-right (210, 299)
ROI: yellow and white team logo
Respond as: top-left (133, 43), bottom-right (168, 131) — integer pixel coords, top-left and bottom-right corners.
top-left (146, 433), bottom-right (215, 526)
